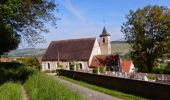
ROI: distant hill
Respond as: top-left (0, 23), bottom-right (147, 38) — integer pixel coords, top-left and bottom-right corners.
top-left (7, 41), bottom-right (131, 58)
top-left (111, 41), bottom-right (131, 55)
top-left (8, 48), bottom-right (46, 58)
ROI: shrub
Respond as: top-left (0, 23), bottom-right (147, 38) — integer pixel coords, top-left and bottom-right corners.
top-left (99, 67), bottom-right (105, 74)
top-left (24, 73), bottom-right (83, 100)
top-left (0, 82), bottom-right (22, 100)
top-left (147, 75), bottom-right (156, 80)
top-left (57, 65), bottom-right (63, 69)
top-left (17, 57), bottom-right (41, 70)
top-left (0, 62), bottom-right (38, 84)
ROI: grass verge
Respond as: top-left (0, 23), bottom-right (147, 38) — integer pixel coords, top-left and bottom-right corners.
top-left (0, 82), bottom-right (23, 100)
top-left (24, 73), bottom-right (84, 100)
top-left (59, 76), bottom-right (147, 100)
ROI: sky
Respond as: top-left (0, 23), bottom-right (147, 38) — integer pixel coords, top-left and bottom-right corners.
top-left (28, 0), bottom-right (170, 48)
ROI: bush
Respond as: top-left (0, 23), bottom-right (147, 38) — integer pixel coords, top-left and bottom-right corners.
top-left (0, 62), bottom-right (38, 84)
top-left (99, 67), bottom-right (105, 74)
top-left (152, 67), bottom-right (170, 74)
top-left (16, 57), bottom-right (41, 70)
top-left (0, 82), bottom-right (22, 100)
top-left (147, 75), bottom-right (156, 80)
top-left (57, 65), bottom-right (63, 69)
top-left (24, 73), bottom-right (83, 100)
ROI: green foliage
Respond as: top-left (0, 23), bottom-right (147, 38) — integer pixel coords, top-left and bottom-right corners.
top-left (0, 0), bottom-right (58, 55)
top-left (92, 67), bottom-right (105, 74)
top-left (0, 62), bottom-right (38, 84)
top-left (0, 22), bottom-right (20, 55)
top-left (152, 67), bottom-right (170, 74)
top-left (76, 63), bottom-right (80, 70)
top-left (121, 5), bottom-right (170, 72)
top-left (17, 57), bottom-right (41, 70)
top-left (43, 70), bottom-right (56, 73)
top-left (147, 75), bottom-right (156, 80)
top-left (0, 82), bottom-right (22, 100)
top-left (99, 67), bottom-right (105, 74)
top-left (57, 65), bottom-right (64, 69)
top-left (24, 73), bottom-right (84, 100)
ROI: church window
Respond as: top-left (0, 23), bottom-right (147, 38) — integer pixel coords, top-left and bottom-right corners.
top-left (48, 63), bottom-right (50, 70)
top-left (103, 38), bottom-right (105, 43)
top-left (80, 63), bottom-right (82, 69)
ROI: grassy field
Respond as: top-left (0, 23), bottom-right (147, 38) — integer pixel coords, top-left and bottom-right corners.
top-left (60, 76), bottom-right (147, 100)
top-left (24, 73), bottom-right (84, 100)
top-left (111, 42), bottom-right (131, 55)
top-left (0, 82), bottom-right (23, 100)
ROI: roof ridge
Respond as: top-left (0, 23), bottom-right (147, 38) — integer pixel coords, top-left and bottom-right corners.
top-left (52, 37), bottom-right (96, 42)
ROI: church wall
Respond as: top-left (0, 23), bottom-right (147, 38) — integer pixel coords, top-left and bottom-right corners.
top-left (89, 39), bottom-right (101, 66)
top-left (42, 61), bottom-right (89, 71)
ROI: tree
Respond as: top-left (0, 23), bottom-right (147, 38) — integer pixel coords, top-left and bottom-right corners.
top-left (121, 5), bottom-right (170, 72)
top-left (0, 0), bottom-right (58, 55)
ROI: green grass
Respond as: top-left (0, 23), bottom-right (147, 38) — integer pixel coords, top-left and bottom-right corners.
top-left (111, 42), bottom-right (131, 55)
top-left (24, 73), bottom-right (84, 100)
top-left (59, 76), bottom-right (147, 100)
top-left (0, 82), bottom-right (23, 100)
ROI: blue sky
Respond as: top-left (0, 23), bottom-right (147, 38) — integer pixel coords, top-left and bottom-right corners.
top-left (33, 0), bottom-right (170, 48)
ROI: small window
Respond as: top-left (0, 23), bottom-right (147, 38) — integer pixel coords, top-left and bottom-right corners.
top-left (103, 38), bottom-right (105, 43)
top-left (80, 63), bottom-right (82, 69)
top-left (48, 63), bottom-right (50, 70)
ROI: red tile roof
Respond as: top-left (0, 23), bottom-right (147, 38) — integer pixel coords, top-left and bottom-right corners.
top-left (90, 55), bottom-right (119, 68)
top-left (42, 38), bottom-right (96, 61)
top-left (121, 60), bottom-right (131, 72)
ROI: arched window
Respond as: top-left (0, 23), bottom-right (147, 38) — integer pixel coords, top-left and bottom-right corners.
top-left (48, 63), bottom-right (50, 70)
top-left (103, 38), bottom-right (105, 43)
top-left (80, 63), bottom-right (82, 69)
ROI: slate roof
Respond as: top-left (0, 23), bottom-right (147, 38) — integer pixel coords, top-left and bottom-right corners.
top-left (42, 38), bottom-right (96, 61)
top-left (99, 26), bottom-right (110, 37)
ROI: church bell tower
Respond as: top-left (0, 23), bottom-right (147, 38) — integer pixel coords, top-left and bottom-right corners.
top-left (99, 26), bottom-right (111, 55)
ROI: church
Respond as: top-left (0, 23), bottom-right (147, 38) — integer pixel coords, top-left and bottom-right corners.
top-left (41, 27), bottom-right (119, 71)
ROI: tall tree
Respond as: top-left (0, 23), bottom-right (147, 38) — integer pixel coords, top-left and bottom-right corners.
top-left (0, 0), bottom-right (57, 55)
top-left (121, 5), bottom-right (170, 72)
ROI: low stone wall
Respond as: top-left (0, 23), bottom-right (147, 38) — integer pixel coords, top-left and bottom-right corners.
top-left (59, 69), bottom-right (170, 100)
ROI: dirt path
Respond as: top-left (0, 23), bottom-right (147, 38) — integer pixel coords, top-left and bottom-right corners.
top-left (52, 76), bottom-right (121, 100)
top-left (21, 85), bottom-right (29, 100)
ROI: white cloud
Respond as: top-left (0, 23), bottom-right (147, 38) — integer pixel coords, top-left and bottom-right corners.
top-left (62, 0), bottom-right (85, 21)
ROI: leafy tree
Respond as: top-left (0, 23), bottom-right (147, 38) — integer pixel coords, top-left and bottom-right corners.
top-left (0, 0), bottom-right (58, 55)
top-left (121, 5), bottom-right (170, 72)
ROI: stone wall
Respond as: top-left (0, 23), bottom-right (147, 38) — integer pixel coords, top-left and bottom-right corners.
top-left (59, 69), bottom-right (170, 100)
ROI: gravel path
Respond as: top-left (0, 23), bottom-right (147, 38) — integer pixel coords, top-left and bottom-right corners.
top-left (52, 76), bottom-right (121, 100)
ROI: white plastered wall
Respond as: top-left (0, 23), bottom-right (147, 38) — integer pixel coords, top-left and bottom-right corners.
top-left (89, 38), bottom-right (101, 66)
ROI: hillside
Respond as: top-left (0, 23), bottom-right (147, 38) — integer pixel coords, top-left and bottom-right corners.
top-left (111, 41), bottom-right (131, 55)
top-left (7, 41), bottom-right (131, 57)
top-left (8, 48), bottom-right (46, 57)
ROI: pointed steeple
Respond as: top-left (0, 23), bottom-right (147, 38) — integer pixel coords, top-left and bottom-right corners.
top-left (100, 26), bottom-right (110, 37)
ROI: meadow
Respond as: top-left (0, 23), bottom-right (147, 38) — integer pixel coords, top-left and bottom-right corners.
top-left (24, 73), bottom-right (84, 100)
top-left (0, 62), bottom-right (83, 100)
top-left (0, 82), bottom-right (23, 100)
